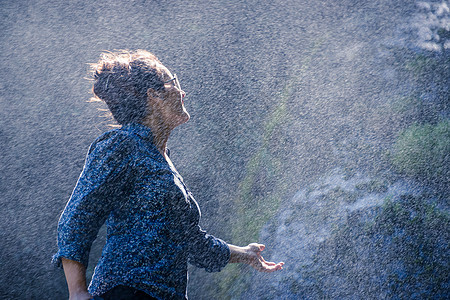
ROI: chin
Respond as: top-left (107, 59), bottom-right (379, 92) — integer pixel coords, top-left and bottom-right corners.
top-left (181, 109), bottom-right (190, 121)
top-left (181, 113), bottom-right (190, 124)
top-left (174, 111), bottom-right (190, 126)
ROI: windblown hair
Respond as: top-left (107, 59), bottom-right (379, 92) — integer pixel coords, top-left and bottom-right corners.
top-left (90, 50), bottom-right (165, 125)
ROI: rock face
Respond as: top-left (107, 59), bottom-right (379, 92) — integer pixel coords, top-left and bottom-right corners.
top-left (241, 169), bottom-right (449, 299)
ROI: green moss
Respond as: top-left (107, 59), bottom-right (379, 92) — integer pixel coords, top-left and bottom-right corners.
top-left (403, 54), bottom-right (437, 75)
top-left (392, 119), bottom-right (450, 183)
top-left (215, 264), bottom-right (249, 300)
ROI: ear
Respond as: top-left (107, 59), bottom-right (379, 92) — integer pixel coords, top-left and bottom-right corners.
top-left (147, 88), bottom-right (163, 105)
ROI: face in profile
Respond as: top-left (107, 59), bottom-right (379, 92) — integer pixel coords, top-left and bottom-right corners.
top-left (158, 65), bottom-right (190, 127)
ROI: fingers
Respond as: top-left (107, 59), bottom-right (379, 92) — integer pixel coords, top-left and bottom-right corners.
top-left (260, 258), bottom-right (283, 269)
top-left (258, 262), bottom-right (284, 273)
top-left (254, 253), bottom-right (284, 273)
top-left (247, 243), bottom-right (284, 273)
top-left (256, 253), bottom-right (275, 266)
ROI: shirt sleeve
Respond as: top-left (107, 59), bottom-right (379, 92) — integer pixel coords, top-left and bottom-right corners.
top-left (187, 225), bottom-right (230, 272)
top-left (52, 132), bottom-right (136, 268)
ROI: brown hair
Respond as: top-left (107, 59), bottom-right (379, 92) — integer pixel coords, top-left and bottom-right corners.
top-left (90, 50), bottom-right (165, 125)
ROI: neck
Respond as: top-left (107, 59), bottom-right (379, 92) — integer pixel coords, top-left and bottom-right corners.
top-left (141, 114), bottom-right (174, 157)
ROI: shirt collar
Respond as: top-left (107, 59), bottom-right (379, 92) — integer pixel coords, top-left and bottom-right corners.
top-left (120, 122), bottom-right (171, 158)
top-left (121, 122), bottom-right (155, 143)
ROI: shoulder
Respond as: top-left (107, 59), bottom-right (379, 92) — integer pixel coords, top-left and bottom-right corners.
top-left (87, 126), bottom-right (160, 161)
top-left (87, 128), bottom-right (140, 160)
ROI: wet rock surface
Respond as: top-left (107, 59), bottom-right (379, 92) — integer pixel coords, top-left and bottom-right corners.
top-left (242, 169), bottom-right (449, 299)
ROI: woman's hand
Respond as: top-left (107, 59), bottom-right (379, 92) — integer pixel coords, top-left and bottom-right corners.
top-left (228, 243), bottom-right (284, 272)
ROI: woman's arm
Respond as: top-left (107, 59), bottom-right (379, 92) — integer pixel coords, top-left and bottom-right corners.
top-left (228, 243), bottom-right (284, 272)
top-left (53, 133), bottom-right (137, 298)
top-left (185, 225), bottom-right (284, 273)
top-left (61, 258), bottom-right (92, 300)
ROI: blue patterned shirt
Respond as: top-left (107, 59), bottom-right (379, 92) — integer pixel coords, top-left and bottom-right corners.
top-left (52, 123), bottom-right (230, 299)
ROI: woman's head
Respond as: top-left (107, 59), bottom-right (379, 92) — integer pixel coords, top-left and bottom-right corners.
top-left (90, 50), bottom-right (167, 125)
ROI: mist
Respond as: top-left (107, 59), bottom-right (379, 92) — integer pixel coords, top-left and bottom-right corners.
top-left (1, 0), bottom-right (448, 299)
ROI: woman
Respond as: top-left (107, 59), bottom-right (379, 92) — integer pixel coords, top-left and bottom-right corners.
top-left (52, 50), bottom-right (284, 300)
